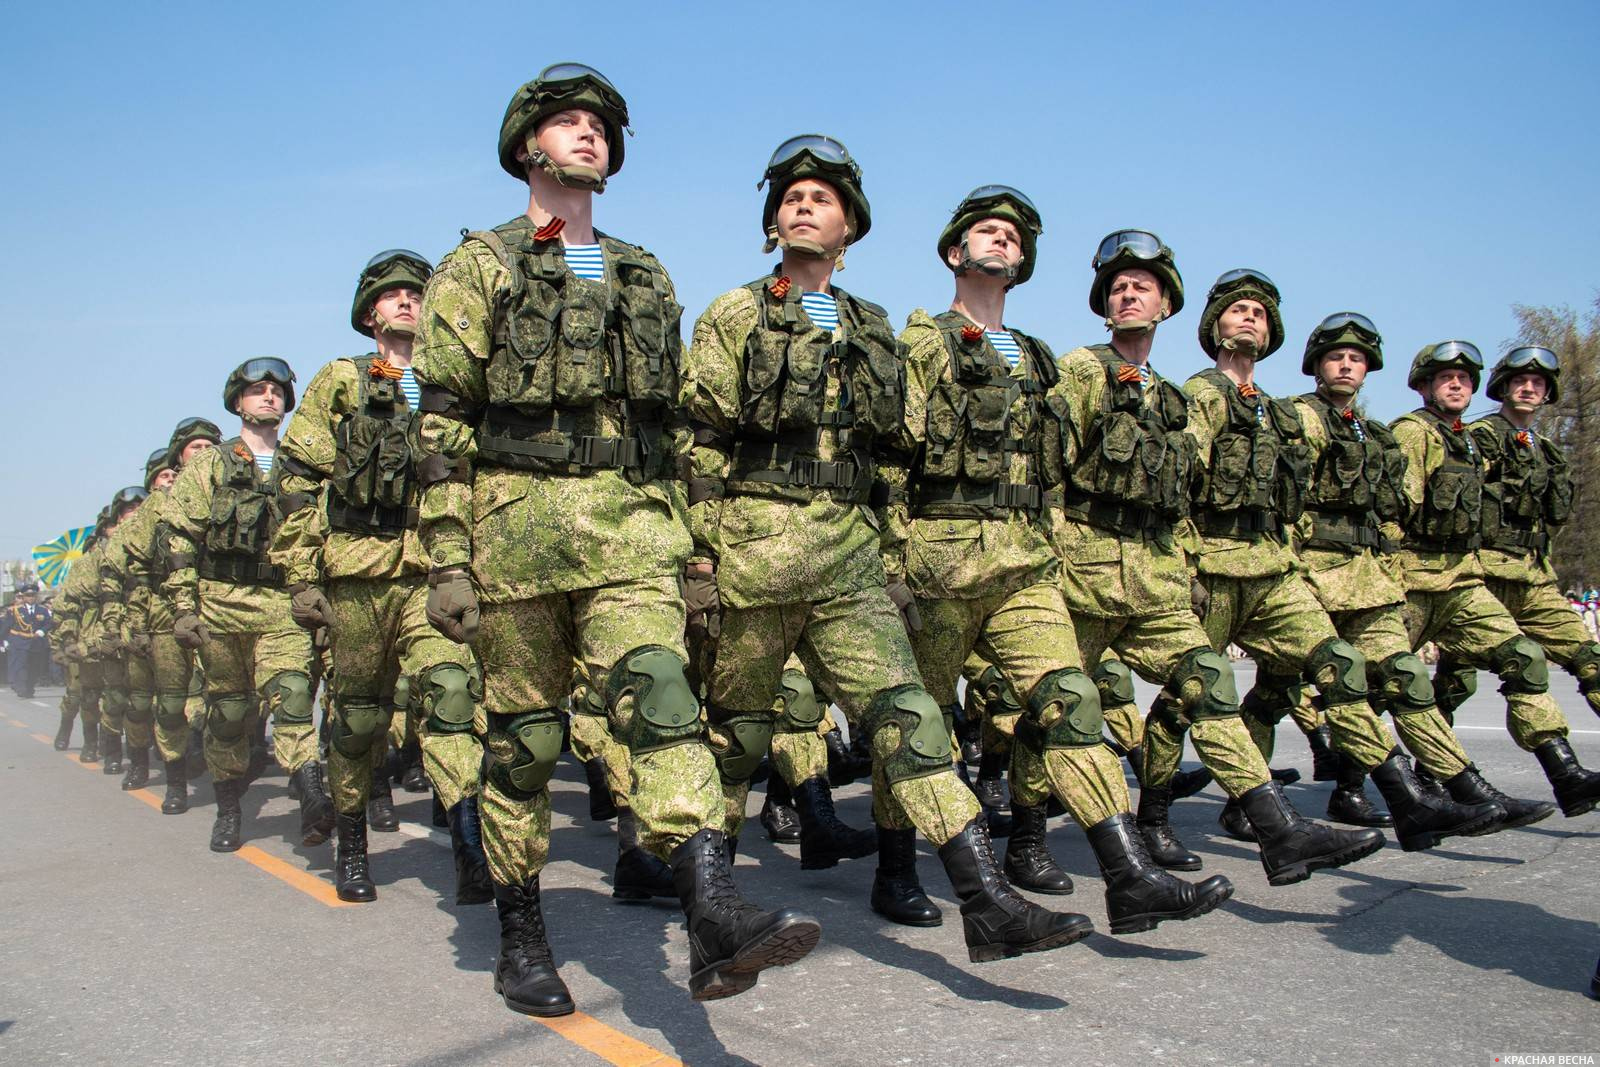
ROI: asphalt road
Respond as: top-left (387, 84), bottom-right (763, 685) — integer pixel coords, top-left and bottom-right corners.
top-left (1, 666), bottom-right (1597, 1066)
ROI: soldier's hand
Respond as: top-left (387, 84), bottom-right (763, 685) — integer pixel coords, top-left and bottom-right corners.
top-left (885, 576), bottom-right (923, 634)
top-left (1189, 577), bottom-right (1211, 619)
top-left (173, 613), bottom-right (211, 650)
top-left (288, 582), bottom-right (334, 633)
top-left (426, 567), bottom-right (480, 644)
top-left (126, 632), bottom-right (152, 656)
top-left (681, 561), bottom-right (721, 645)
top-left (312, 626), bottom-right (330, 653)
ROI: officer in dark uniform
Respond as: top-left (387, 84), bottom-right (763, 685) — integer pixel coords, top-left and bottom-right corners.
top-left (8, 580), bottom-right (50, 698)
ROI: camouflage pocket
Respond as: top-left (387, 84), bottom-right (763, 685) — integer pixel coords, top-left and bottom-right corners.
top-left (1208, 432), bottom-right (1254, 509)
top-left (615, 264), bottom-right (678, 407)
top-left (922, 384), bottom-right (966, 479)
top-left (552, 281), bottom-right (608, 407)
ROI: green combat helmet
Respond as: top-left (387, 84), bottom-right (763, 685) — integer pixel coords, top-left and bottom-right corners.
top-left (1406, 341), bottom-right (1484, 391)
top-left (1486, 345), bottom-right (1561, 404)
top-left (1198, 268), bottom-right (1284, 359)
top-left (936, 184), bottom-right (1043, 288)
top-left (1302, 311), bottom-right (1384, 375)
top-left (143, 447), bottom-right (174, 490)
top-left (91, 505), bottom-right (112, 543)
top-left (758, 134), bottom-right (872, 258)
top-left (1088, 229), bottom-right (1184, 330)
top-left (351, 249), bottom-right (434, 338)
top-left (223, 357), bottom-right (297, 417)
top-left (108, 486), bottom-right (149, 522)
top-left (166, 416), bottom-right (223, 468)
top-left (498, 62), bottom-right (631, 190)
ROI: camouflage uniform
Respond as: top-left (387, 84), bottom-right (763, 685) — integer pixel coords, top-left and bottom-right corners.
top-left (100, 497), bottom-right (164, 783)
top-left (51, 544), bottom-right (104, 761)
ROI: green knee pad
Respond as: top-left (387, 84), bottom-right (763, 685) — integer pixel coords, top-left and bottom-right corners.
top-left (487, 708), bottom-right (565, 800)
top-left (125, 690), bottom-right (155, 725)
top-left (1489, 635), bottom-right (1550, 695)
top-left (390, 674), bottom-right (413, 717)
top-left (1162, 647), bottom-right (1241, 724)
top-left (207, 693), bottom-right (253, 742)
top-left (1569, 642), bottom-right (1600, 696)
top-left (263, 671), bottom-right (314, 726)
top-left (155, 692), bottom-right (189, 731)
top-left (1241, 670), bottom-right (1303, 728)
top-left (606, 644), bottom-right (701, 754)
top-left (1091, 659), bottom-right (1136, 708)
top-left (102, 688), bottom-right (130, 716)
top-left (1022, 668), bottom-right (1104, 749)
top-left (331, 698), bottom-right (390, 760)
top-left (706, 705), bottom-right (774, 785)
top-left (1374, 652), bottom-right (1435, 714)
top-left (421, 663), bottom-right (478, 735)
top-left (1306, 638), bottom-right (1368, 707)
top-left (774, 668), bottom-right (824, 734)
top-left (1432, 656), bottom-right (1476, 716)
top-left (861, 684), bottom-right (951, 783)
top-left (974, 664), bottom-right (1023, 718)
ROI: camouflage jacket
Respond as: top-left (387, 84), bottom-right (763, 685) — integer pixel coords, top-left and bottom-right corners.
top-left (99, 495), bottom-right (166, 642)
top-left (52, 542), bottom-right (103, 655)
top-left (1469, 413), bottom-right (1566, 588)
top-left (1390, 408), bottom-right (1484, 594)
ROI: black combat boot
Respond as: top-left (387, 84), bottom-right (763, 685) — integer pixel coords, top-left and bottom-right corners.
top-left (367, 763), bottom-right (398, 833)
top-left (334, 811), bottom-right (376, 903)
top-left (1087, 814), bottom-right (1235, 934)
top-left (824, 728), bottom-right (858, 787)
top-left (670, 828), bottom-right (821, 1001)
top-left (101, 732), bottom-right (123, 776)
top-left (398, 738), bottom-right (428, 793)
top-left (1003, 803), bottom-right (1074, 895)
top-left (1369, 752), bottom-right (1502, 851)
top-left (973, 750), bottom-right (1015, 838)
top-left (185, 728), bottom-right (207, 779)
top-left (869, 825), bottom-right (942, 927)
top-left (1534, 739), bottom-right (1600, 817)
top-left (1238, 781), bottom-right (1385, 885)
top-left (936, 817), bottom-right (1093, 962)
top-left (210, 778), bottom-right (245, 853)
top-left (1125, 744), bottom-right (1146, 785)
top-left (431, 791), bottom-right (449, 828)
top-left (449, 795), bottom-right (494, 905)
top-left (53, 711), bottom-right (75, 751)
top-left (1327, 753), bottom-right (1395, 828)
top-left (293, 760), bottom-right (335, 846)
top-left (793, 776), bottom-right (877, 870)
top-left (759, 776), bottom-right (801, 844)
top-left (492, 877), bottom-right (574, 1017)
top-left (120, 745), bottom-right (151, 790)
top-left (1169, 766), bottom-right (1214, 800)
top-left (161, 758), bottom-right (189, 814)
top-left (79, 718), bottom-right (99, 763)
top-left (1216, 798), bottom-right (1254, 842)
top-left (844, 730), bottom-right (875, 783)
top-left (1307, 725), bottom-right (1339, 782)
top-left (612, 810), bottom-right (675, 903)
top-left (1444, 764), bottom-right (1555, 828)
top-left (583, 757), bottom-right (617, 821)
top-left (1136, 784), bottom-right (1202, 870)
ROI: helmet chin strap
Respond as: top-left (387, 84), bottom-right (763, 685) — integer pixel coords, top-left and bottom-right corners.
top-left (1105, 296), bottom-right (1170, 336)
top-left (371, 310), bottom-right (416, 339)
top-left (954, 240), bottom-right (1017, 283)
top-left (1213, 322), bottom-right (1262, 358)
top-left (240, 411), bottom-right (282, 428)
top-left (526, 137), bottom-right (607, 193)
top-left (763, 221), bottom-right (852, 271)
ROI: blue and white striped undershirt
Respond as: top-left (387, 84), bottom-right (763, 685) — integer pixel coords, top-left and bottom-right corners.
top-left (564, 243), bottom-right (605, 282)
top-left (986, 329), bottom-right (1021, 368)
top-left (253, 452), bottom-right (274, 476)
top-left (801, 291), bottom-right (840, 331)
top-left (398, 367), bottom-right (420, 412)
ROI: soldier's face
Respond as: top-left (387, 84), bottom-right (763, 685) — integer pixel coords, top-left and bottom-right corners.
top-left (179, 439), bottom-right (215, 465)
top-left (1106, 269), bottom-right (1164, 326)
top-left (366, 287), bottom-right (422, 334)
top-left (1318, 347), bottom-right (1369, 394)
top-left (951, 218), bottom-right (1024, 274)
top-left (1506, 371), bottom-right (1549, 413)
top-left (1424, 368), bottom-right (1474, 414)
top-left (152, 469), bottom-right (177, 491)
top-left (238, 381), bottom-right (285, 424)
top-left (532, 108), bottom-right (610, 176)
top-left (1218, 299), bottom-right (1269, 347)
top-left (776, 179), bottom-right (849, 250)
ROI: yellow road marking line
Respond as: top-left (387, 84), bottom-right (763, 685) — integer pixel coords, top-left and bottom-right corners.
top-left (128, 787), bottom-right (165, 811)
top-left (533, 1011), bottom-right (686, 1067)
top-left (234, 846), bottom-right (356, 909)
top-left (31, 732), bottom-right (54, 744)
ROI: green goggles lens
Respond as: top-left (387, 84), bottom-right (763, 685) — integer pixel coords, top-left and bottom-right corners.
top-left (957, 185), bottom-right (1042, 232)
top-left (1315, 312), bottom-right (1381, 342)
top-left (537, 62), bottom-right (620, 93)
top-left (147, 447), bottom-right (171, 468)
top-left (364, 248), bottom-right (431, 274)
top-left (1503, 346), bottom-right (1559, 372)
top-left (1425, 340), bottom-right (1484, 369)
top-left (238, 357), bottom-right (296, 386)
top-left (1212, 267), bottom-right (1279, 298)
top-left (761, 134), bottom-right (860, 186)
top-left (1093, 229), bottom-right (1167, 269)
top-left (112, 487), bottom-right (149, 508)
top-left (172, 416), bottom-right (222, 440)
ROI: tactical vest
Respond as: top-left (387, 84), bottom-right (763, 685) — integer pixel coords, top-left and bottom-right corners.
top-left (1053, 346), bottom-right (1194, 538)
top-left (1190, 368), bottom-right (1310, 540)
top-left (327, 357), bottom-right (420, 536)
top-left (1477, 413), bottom-right (1573, 555)
top-left (468, 218), bottom-right (681, 481)
top-left (716, 276), bottom-right (905, 504)
top-left (1406, 409), bottom-right (1484, 551)
top-left (1299, 392), bottom-right (1407, 551)
top-left (199, 439), bottom-right (283, 585)
top-left (911, 313), bottom-right (1057, 517)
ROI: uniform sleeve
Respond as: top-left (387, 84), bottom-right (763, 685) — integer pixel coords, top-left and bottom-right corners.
top-left (681, 289), bottom-right (759, 560)
top-left (270, 360), bottom-right (356, 585)
top-left (1047, 348), bottom-right (1107, 473)
top-left (1181, 376), bottom-right (1226, 475)
top-left (160, 449), bottom-right (222, 616)
top-left (884, 311), bottom-right (949, 571)
top-left (97, 529), bottom-right (130, 633)
top-left (1388, 415), bottom-right (1434, 518)
top-left (412, 243), bottom-right (499, 571)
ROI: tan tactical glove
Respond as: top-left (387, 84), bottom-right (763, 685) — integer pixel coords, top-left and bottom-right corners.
top-left (885, 576), bottom-right (924, 634)
top-left (125, 632), bottom-right (153, 656)
top-left (173, 613), bottom-right (211, 650)
top-left (288, 582), bottom-right (334, 634)
top-left (681, 561), bottom-right (721, 646)
top-left (1190, 577), bottom-right (1211, 620)
top-left (426, 567), bottom-right (480, 644)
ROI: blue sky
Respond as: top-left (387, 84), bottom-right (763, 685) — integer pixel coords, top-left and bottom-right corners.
top-left (2, 2), bottom-right (1597, 560)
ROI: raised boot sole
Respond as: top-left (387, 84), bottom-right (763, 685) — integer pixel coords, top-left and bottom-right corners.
top-left (965, 913), bottom-right (1094, 963)
top-left (1109, 877), bottom-right (1235, 935)
top-left (1264, 833), bottom-right (1385, 886)
top-left (799, 835), bottom-right (878, 871)
top-left (689, 915), bottom-right (822, 1001)
top-left (1397, 806), bottom-right (1504, 852)
top-left (1492, 803), bottom-right (1556, 830)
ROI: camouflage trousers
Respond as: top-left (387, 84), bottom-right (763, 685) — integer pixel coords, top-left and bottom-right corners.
top-left (767, 659), bottom-right (834, 789)
top-left (473, 575), bottom-right (719, 885)
top-left (151, 632), bottom-right (197, 762)
top-left (1402, 582), bottom-right (1570, 751)
top-left (123, 649), bottom-right (157, 751)
top-left (198, 627), bottom-right (316, 782)
top-left (97, 653), bottom-right (129, 743)
top-left (911, 583), bottom-right (1127, 829)
top-left (1189, 571), bottom-right (1397, 772)
top-left (325, 576), bottom-right (484, 816)
top-left (708, 584), bottom-right (980, 847)
top-left (1478, 576), bottom-right (1600, 719)
top-left (69, 657), bottom-right (103, 732)
top-left (1074, 609), bottom-right (1271, 798)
